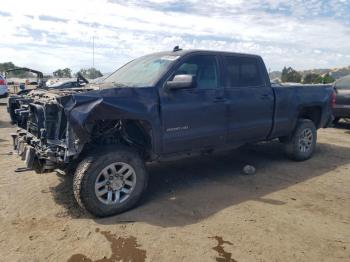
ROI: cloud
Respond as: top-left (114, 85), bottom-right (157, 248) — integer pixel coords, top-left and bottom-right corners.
top-left (0, 0), bottom-right (349, 74)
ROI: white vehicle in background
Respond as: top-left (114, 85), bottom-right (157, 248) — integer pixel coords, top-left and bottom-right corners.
top-left (0, 75), bottom-right (9, 97)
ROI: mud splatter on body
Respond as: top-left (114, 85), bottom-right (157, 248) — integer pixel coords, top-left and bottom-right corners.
top-left (209, 236), bottom-right (237, 262)
top-left (68, 228), bottom-right (146, 262)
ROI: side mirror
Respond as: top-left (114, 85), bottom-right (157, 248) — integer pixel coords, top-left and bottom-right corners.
top-left (166, 74), bottom-right (195, 90)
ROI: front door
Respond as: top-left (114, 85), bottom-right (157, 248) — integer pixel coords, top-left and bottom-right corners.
top-left (159, 54), bottom-right (227, 154)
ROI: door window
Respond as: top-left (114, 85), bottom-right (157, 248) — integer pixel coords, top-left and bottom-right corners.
top-left (225, 56), bottom-right (264, 87)
top-left (173, 55), bottom-right (218, 89)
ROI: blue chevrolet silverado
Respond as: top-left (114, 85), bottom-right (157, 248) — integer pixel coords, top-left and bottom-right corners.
top-left (12, 48), bottom-right (335, 217)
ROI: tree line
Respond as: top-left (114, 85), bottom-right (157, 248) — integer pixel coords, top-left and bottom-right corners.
top-left (1, 62), bottom-right (103, 79)
top-left (281, 66), bottom-right (335, 84)
top-left (0, 62), bottom-right (35, 78)
top-left (53, 67), bottom-right (103, 79)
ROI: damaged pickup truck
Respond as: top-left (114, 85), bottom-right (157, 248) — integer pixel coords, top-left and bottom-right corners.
top-left (12, 49), bottom-right (335, 217)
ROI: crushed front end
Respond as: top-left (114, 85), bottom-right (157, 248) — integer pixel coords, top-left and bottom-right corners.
top-left (11, 91), bottom-right (84, 172)
top-left (11, 86), bottom-right (158, 172)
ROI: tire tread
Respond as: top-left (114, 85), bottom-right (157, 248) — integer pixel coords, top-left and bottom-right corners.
top-left (285, 119), bottom-right (317, 161)
top-left (73, 146), bottom-right (148, 217)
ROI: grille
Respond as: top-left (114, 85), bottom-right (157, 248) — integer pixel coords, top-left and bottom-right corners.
top-left (28, 104), bottom-right (45, 138)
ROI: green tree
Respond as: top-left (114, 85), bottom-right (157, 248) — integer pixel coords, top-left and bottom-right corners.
top-left (281, 66), bottom-right (302, 83)
top-left (53, 68), bottom-right (72, 78)
top-left (303, 73), bottom-right (323, 84)
top-left (53, 69), bottom-right (63, 77)
top-left (0, 62), bottom-right (34, 78)
top-left (0, 62), bottom-right (16, 73)
top-left (303, 73), bottom-right (335, 84)
top-left (322, 73), bottom-right (335, 84)
top-left (77, 67), bottom-right (103, 79)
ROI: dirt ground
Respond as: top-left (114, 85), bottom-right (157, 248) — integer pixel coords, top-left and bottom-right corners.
top-left (0, 98), bottom-right (349, 262)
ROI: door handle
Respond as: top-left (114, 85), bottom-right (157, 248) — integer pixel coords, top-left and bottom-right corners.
top-left (213, 97), bottom-right (225, 103)
top-left (260, 94), bottom-right (272, 99)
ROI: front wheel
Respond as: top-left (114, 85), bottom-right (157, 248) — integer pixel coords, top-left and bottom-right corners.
top-left (73, 146), bottom-right (148, 217)
top-left (285, 119), bottom-right (317, 161)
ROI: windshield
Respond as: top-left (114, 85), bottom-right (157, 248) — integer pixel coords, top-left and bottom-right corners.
top-left (101, 54), bottom-right (180, 88)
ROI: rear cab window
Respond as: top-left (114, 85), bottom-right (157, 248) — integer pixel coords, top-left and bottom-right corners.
top-left (224, 56), bottom-right (265, 88)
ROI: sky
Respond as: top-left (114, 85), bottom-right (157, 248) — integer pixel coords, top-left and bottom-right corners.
top-left (0, 0), bottom-right (350, 74)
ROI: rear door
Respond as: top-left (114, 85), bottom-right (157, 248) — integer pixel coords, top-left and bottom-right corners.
top-left (159, 54), bottom-right (227, 154)
top-left (222, 55), bottom-right (274, 144)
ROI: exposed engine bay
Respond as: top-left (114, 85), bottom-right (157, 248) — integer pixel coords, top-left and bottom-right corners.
top-left (9, 86), bottom-right (153, 173)
top-left (10, 88), bottom-right (93, 172)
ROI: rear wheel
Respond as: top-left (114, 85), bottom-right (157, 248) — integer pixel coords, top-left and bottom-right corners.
top-left (73, 146), bottom-right (148, 217)
top-left (285, 119), bottom-right (317, 161)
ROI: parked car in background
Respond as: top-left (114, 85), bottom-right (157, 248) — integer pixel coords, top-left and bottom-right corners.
top-left (333, 75), bottom-right (350, 123)
top-left (0, 75), bottom-right (9, 97)
top-left (47, 79), bottom-right (86, 89)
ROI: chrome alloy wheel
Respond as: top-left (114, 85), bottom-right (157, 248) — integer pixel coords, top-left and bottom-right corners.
top-left (298, 128), bottom-right (313, 153)
top-left (94, 162), bottom-right (136, 205)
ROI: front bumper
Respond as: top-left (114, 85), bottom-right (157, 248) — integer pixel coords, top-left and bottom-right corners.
top-left (11, 129), bottom-right (60, 171)
top-left (11, 126), bottom-right (82, 172)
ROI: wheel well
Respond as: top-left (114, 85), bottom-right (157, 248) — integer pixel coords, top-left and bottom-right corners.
top-left (298, 107), bottom-right (321, 127)
top-left (86, 119), bottom-right (153, 159)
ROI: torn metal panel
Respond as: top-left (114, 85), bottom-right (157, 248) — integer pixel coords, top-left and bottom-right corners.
top-left (58, 87), bottom-right (160, 143)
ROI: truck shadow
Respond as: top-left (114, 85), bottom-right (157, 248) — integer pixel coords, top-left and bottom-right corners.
top-left (51, 141), bottom-right (350, 227)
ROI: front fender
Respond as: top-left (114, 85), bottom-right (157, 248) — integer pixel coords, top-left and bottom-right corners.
top-left (58, 87), bottom-right (160, 145)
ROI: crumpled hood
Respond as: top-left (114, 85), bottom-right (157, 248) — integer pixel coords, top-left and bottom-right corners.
top-left (57, 87), bottom-right (159, 142)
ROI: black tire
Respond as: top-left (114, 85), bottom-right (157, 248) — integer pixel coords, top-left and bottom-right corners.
top-left (73, 146), bottom-right (148, 217)
top-left (285, 119), bottom-right (317, 161)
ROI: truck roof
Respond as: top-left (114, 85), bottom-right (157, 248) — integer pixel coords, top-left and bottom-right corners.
top-left (151, 49), bottom-right (262, 59)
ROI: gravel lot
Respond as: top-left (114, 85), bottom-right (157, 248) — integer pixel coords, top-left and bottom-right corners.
top-left (0, 97), bottom-right (349, 262)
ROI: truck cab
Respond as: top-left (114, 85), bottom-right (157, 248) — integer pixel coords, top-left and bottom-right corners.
top-left (159, 51), bottom-right (274, 155)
